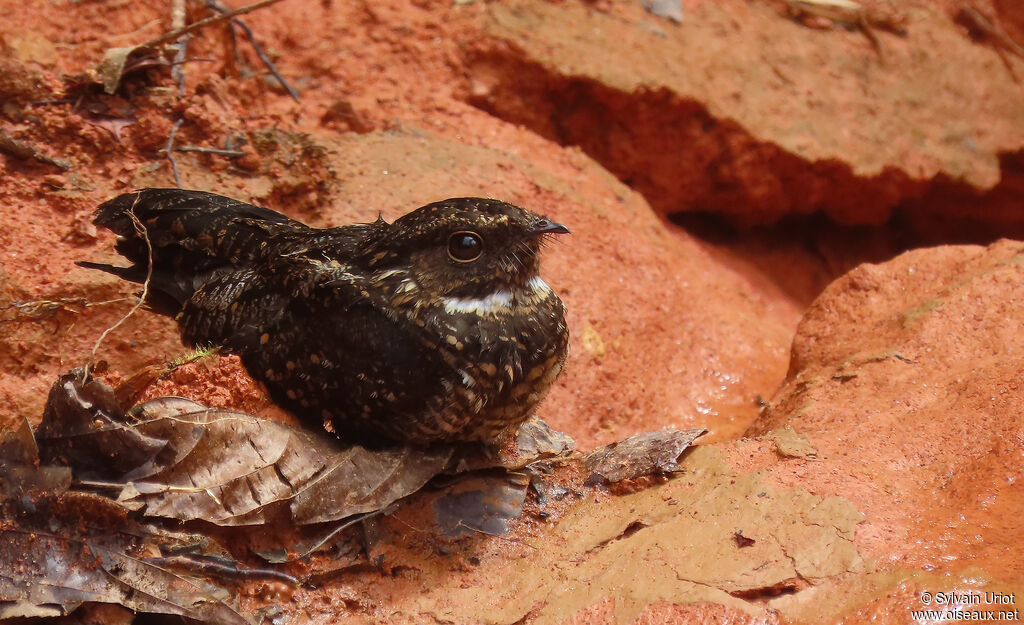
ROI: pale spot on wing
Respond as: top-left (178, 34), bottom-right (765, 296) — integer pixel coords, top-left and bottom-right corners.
top-left (373, 268), bottom-right (405, 281)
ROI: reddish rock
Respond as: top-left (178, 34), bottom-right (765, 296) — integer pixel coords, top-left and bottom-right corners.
top-left (467, 0), bottom-right (1024, 227)
top-left (746, 239), bottom-right (1024, 613)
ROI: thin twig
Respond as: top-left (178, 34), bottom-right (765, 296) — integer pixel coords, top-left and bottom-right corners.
top-left (0, 129), bottom-right (73, 170)
top-left (448, 520), bottom-right (540, 550)
top-left (207, 0), bottom-right (300, 101)
top-left (294, 511), bottom-right (380, 561)
top-left (960, 5), bottom-right (1024, 57)
top-left (107, 18), bottom-right (163, 42)
top-left (233, 15), bottom-right (300, 101)
top-left (83, 197), bottom-right (152, 381)
top-left (225, 14), bottom-right (243, 69)
top-left (958, 5), bottom-right (1023, 83)
top-left (164, 118), bottom-right (184, 188)
top-left (140, 0), bottom-right (285, 50)
top-left (142, 555), bottom-right (298, 585)
top-left (1, 296), bottom-right (129, 322)
top-left (174, 145), bottom-right (245, 157)
top-left (169, 0), bottom-right (189, 94)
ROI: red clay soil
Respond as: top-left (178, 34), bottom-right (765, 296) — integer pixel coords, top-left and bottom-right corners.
top-left (1, 0), bottom-right (1023, 623)
top-left (745, 240), bottom-right (1024, 579)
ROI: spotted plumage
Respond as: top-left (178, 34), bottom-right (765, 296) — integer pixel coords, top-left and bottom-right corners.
top-left (81, 188), bottom-right (570, 446)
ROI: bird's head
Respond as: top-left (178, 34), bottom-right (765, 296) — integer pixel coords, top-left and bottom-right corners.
top-left (362, 197), bottom-right (569, 300)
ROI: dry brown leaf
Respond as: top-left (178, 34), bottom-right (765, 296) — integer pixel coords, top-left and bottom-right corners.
top-left (0, 420), bottom-right (252, 624)
top-left (97, 46), bottom-right (140, 95)
top-left (1, 417), bottom-right (39, 466)
top-left (33, 368), bottom-right (576, 569)
top-left (0, 418), bottom-right (71, 499)
top-left (512, 416), bottom-right (575, 465)
top-left (37, 371), bottom-right (454, 526)
top-left (0, 492), bottom-right (251, 624)
top-left (583, 428), bottom-right (707, 486)
top-left (448, 415), bottom-right (575, 475)
top-left (433, 472), bottom-right (531, 538)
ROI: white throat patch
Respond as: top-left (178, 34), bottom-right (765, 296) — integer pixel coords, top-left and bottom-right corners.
top-left (441, 276), bottom-right (553, 316)
top-left (442, 290), bottom-right (514, 316)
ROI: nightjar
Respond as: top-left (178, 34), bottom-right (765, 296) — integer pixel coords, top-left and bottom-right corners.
top-left (81, 189), bottom-right (570, 446)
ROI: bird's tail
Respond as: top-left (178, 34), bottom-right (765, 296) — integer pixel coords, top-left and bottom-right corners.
top-left (80, 188), bottom-right (308, 307)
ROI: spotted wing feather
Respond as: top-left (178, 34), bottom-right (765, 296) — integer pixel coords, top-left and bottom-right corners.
top-left (90, 189), bottom-right (311, 307)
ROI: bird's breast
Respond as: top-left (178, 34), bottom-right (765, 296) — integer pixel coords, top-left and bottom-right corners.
top-left (372, 273), bottom-right (567, 441)
top-left (419, 277), bottom-right (567, 400)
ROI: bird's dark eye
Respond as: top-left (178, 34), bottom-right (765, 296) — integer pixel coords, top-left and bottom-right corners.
top-left (447, 231), bottom-right (483, 262)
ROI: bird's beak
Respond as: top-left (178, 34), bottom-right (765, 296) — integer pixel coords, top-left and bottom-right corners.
top-left (529, 218), bottom-right (571, 235)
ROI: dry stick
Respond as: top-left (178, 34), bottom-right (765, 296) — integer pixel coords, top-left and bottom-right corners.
top-left (53, 298), bottom-right (134, 372)
top-left (108, 18), bottom-right (163, 42)
top-left (165, 118), bottom-right (184, 188)
top-left (959, 5), bottom-right (1023, 82)
top-left (142, 555), bottom-right (298, 585)
top-left (294, 511), bottom-right (382, 561)
top-left (169, 0), bottom-right (189, 94)
top-left (230, 14), bottom-right (300, 101)
top-left (960, 5), bottom-right (1024, 57)
top-left (0, 129), bottom-right (73, 170)
top-left (224, 12), bottom-right (244, 69)
top-left (174, 145), bottom-right (245, 156)
top-left (82, 198), bottom-right (153, 381)
top-left (240, 17), bottom-right (299, 99)
top-left (140, 0), bottom-right (285, 50)
top-left (207, 0), bottom-right (300, 101)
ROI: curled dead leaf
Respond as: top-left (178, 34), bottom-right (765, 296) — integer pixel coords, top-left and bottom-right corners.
top-left (37, 371), bottom-right (454, 526)
top-left (0, 429), bottom-right (252, 625)
top-left (512, 416), bottom-right (575, 465)
top-left (433, 472), bottom-right (531, 538)
top-left (0, 418), bottom-right (71, 500)
top-left (584, 428), bottom-right (707, 486)
top-left (31, 368), bottom-right (578, 571)
top-left (96, 46), bottom-right (167, 95)
top-left (0, 492), bottom-right (252, 624)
